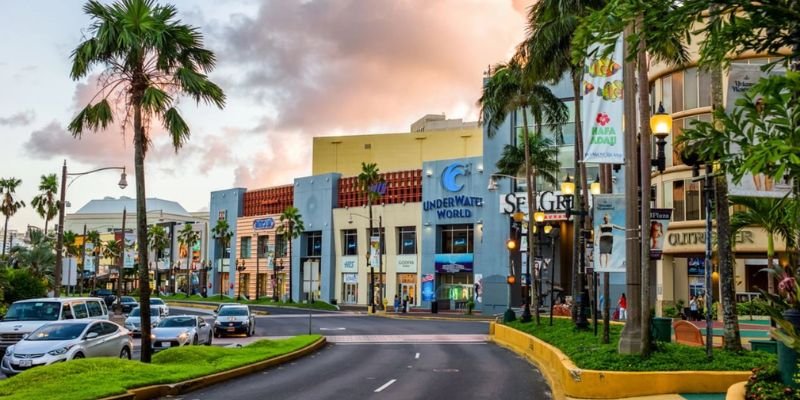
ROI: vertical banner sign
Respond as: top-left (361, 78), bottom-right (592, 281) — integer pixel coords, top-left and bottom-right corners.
top-left (592, 194), bottom-right (626, 273)
top-left (123, 232), bottom-right (136, 268)
top-left (726, 64), bottom-right (791, 198)
top-left (84, 242), bottom-right (95, 273)
top-left (583, 36), bottom-right (625, 163)
top-left (369, 236), bottom-right (380, 269)
top-left (649, 208), bottom-right (673, 260)
top-left (421, 274), bottom-right (435, 302)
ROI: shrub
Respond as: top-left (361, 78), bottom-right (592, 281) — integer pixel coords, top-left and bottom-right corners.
top-left (745, 366), bottom-right (800, 400)
top-left (1, 268), bottom-right (46, 304)
top-left (662, 305), bottom-right (680, 318)
top-left (738, 300), bottom-right (770, 316)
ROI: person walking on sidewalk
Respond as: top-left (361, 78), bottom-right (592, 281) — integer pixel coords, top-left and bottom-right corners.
top-left (394, 295), bottom-right (400, 313)
top-left (618, 293), bottom-right (628, 320)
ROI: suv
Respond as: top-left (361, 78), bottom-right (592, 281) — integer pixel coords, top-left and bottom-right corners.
top-left (90, 289), bottom-right (116, 307)
top-left (0, 298), bottom-right (109, 352)
top-left (214, 305), bottom-right (255, 337)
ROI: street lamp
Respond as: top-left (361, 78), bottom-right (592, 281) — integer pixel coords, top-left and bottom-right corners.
top-left (54, 161), bottom-right (127, 297)
top-left (561, 175), bottom-right (590, 330)
top-left (349, 212), bottom-right (383, 313)
top-left (504, 233), bottom-right (518, 323)
top-left (650, 102), bottom-right (673, 173)
top-left (591, 176), bottom-right (601, 196)
top-left (236, 258), bottom-right (246, 300)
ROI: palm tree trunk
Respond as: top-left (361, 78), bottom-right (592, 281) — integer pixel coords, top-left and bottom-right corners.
top-left (44, 220), bottom-right (49, 237)
top-left (521, 107), bottom-right (536, 324)
top-left (288, 225), bottom-right (293, 302)
top-left (2, 216), bottom-right (9, 256)
top-left (571, 71), bottom-right (582, 322)
top-left (133, 99), bottom-right (153, 363)
top-left (767, 234), bottom-right (776, 294)
top-left (186, 252), bottom-right (192, 296)
top-left (636, 15), bottom-right (653, 356)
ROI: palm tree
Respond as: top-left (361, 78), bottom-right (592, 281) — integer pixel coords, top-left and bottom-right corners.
top-left (62, 230), bottom-right (81, 293)
top-left (0, 178), bottom-right (25, 257)
top-left (30, 174), bottom-right (59, 236)
top-left (278, 206), bottom-right (304, 303)
top-left (176, 223), bottom-right (199, 296)
top-left (357, 162), bottom-right (384, 309)
top-left (147, 224), bottom-right (169, 295)
top-left (211, 219), bottom-right (232, 298)
top-left (68, 0), bottom-right (225, 363)
top-left (479, 59), bottom-right (567, 324)
top-left (11, 230), bottom-right (55, 283)
top-left (102, 239), bottom-right (122, 268)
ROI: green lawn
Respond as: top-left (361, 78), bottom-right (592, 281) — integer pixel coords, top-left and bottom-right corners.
top-left (160, 294), bottom-right (339, 311)
top-left (0, 335), bottom-right (320, 400)
top-left (506, 319), bottom-right (775, 371)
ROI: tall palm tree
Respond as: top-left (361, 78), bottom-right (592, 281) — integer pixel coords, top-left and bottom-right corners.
top-left (176, 223), bottom-right (199, 296)
top-left (102, 239), bottom-right (122, 268)
top-left (211, 219), bottom-right (232, 297)
top-left (278, 206), bottom-right (304, 303)
top-left (479, 59), bottom-right (567, 324)
top-left (147, 224), bottom-right (169, 294)
top-left (68, 0), bottom-right (225, 363)
top-left (0, 178), bottom-right (25, 257)
top-left (357, 162), bottom-right (384, 309)
top-left (30, 174), bottom-right (59, 235)
top-left (62, 230), bottom-right (81, 293)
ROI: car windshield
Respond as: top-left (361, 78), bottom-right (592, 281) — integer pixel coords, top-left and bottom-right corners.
top-left (4, 302), bottom-right (61, 321)
top-left (27, 323), bottom-right (88, 341)
top-left (158, 317), bottom-right (195, 328)
top-left (121, 297), bottom-right (136, 303)
top-left (218, 308), bottom-right (248, 316)
top-left (130, 308), bottom-right (159, 317)
top-left (150, 299), bottom-right (165, 305)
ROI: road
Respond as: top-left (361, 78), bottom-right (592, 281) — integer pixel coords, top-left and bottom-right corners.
top-left (164, 307), bottom-right (551, 400)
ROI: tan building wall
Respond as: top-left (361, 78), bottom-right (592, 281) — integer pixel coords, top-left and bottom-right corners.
top-left (234, 215), bottom-right (289, 300)
top-left (312, 128), bottom-right (482, 177)
top-left (332, 203), bottom-right (421, 307)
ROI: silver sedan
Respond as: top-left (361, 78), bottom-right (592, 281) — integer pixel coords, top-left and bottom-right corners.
top-left (1, 320), bottom-right (133, 376)
top-left (151, 315), bottom-right (212, 351)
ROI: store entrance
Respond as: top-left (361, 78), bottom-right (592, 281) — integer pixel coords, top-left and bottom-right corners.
top-left (436, 272), bottom-right (473, 311)
top-left (397, 273), bottom-right (417, 306)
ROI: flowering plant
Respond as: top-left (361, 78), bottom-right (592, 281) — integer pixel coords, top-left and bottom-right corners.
top-left (761, 262), bottom-right (800, 352)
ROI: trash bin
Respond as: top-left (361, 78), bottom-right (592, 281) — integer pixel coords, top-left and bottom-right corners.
top-left (431, 300), bottom-right (438, 314)
top-left (652, 317), bottom-right (672, 342)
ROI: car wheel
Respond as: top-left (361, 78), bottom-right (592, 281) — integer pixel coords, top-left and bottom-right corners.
top-left (214, 330), bottom-right (221, 338)
top-left (192, 335), bottom-right (198, 345)
top-left (73, 352), bottom-right (85, 359)
top-left (120, 347), bottom-right (131, 360)
top-left (206, 333), bottom-right (212, 346)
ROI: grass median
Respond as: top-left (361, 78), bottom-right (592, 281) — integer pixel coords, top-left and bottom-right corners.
top-left (507, 319), bottom-right (774, 371)
top-left (160, 294), bottom-right (339, 311)
top-left (0, 335), bottom-right (321, 400)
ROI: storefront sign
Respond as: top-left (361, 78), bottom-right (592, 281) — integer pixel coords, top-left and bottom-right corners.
top-left (253, 218), bottom-right (275, 230)
top-left (583, 36), bottom-right (625, 163)
top-left (421, 274), bottom-right (435, 302)
top-left (667, 230), bottom-right (754, 247)
top-left (341, 255), bottom-right (358, 273)
top-left (369, 236), bottom-right (380, 269)
top-left (423, 195), bottom-right (484, 219)
top-left (499, 191), bottom-right (591, 220)
top-left (434, 253), bottom-right (474, 273)
top-left (649, 208), bottom-right (673, 260)
top-left (592, 194), bottom-right (626, 273)
top-left (396, 254), bottom-right (417, 273)
top-left (343, 273), bottom-right (358, 284)
top-left (441, 162), bottom-right (467, 192)
top-left (398, 273), bottom-right (416, 284)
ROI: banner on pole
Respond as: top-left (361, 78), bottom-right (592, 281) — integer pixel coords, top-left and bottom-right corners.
top-left (592, 194), bottom-right (626, 273)
top-left (582, 36), bottom-right (625, 164)
top-left (369, 235), bottom-right (380, 269)
top-left (649, 208), bottom-right (673, 260)
top-left (123, 232), bottom-right (136, 268)
top-left (84, 242), bottom-right (95, 273)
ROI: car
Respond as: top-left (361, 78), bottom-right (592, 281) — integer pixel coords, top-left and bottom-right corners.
top-left (149, 298), bottom-right (169, 316)
top-left (123, 307), bottom-right (164, 335)
top-left (214, 305), bottom-right (255, 338)
top-left (1, 320), bottom-right (132, 376)
top-left (117, 296), bottom-right (139, 313)
top-left (0, 298), bottom-right (109, 353)
top-left (151, 315), bottom-right (212, 351)
top-left (89, 289), bottom-right (116, 307)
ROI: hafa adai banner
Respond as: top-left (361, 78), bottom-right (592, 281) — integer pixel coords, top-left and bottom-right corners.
top-left (369, 235), bottom-right (380, 269)
top-left (726, 64), bottom-right (791, 198)
top-left (649, 208), bottom-right (673, 260)
top-left (582, 36), bottom-right (625, 164)
top-left (592, 194), bottom-right (626, 273)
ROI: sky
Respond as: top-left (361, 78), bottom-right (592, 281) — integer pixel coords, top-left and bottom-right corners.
top-left (0, 0), bottom-right (533, 231)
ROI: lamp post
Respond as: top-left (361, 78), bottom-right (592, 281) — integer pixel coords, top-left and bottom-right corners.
top-left (560, 175), bottom-right (590, 329)
top-left (55, 161), bottom-right (127, 297)
top-left (236, 258), bottom-right (246, 301)
top-left (348, 212), bottom-right (383, 313)
top-left (650, 102), bottom-right (672, 174)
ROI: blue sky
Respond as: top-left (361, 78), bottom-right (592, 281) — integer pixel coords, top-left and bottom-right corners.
top-left (0, 0), bottom-right (529, 231)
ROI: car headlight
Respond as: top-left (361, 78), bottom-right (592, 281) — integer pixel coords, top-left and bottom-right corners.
top-left (6, 346), bottom-right (14, 357)
top-left (47, 345), bottom-right (74, 356)
top-left (151, 334), bottom-right (156, 340)
top-left (214, 320), bottom-right (221, 326)
top-left (242, 320), bottom-right (249, 325)
top-left (178, 332), bottom-right (189, 342)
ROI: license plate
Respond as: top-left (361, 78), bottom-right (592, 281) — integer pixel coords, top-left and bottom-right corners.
top-left (161, 342), bottom-right (171, 348)
top-left (19, 359), bottom-right (31, 367)
top-left (226, 327), bottom-right (235, 332)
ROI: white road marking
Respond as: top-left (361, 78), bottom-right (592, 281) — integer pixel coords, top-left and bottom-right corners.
top-left (414, 352), bottom-right (420, 359)
top-left (319, 327), bottom-right (346, 331)
top-left (374, 379), bottom-right (397, 393)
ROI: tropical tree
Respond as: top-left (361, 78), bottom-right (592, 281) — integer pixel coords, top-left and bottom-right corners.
top-left (61, 230), bottom-right (82, 293)
top-left (10, 230), bottom-right (55, 283)
top-left (0, 178), bottom-right (25, 257)
top-left (30, 174), bottom-right (59, 235)
top-left (357, 162), bottom-right (384, 309)
top-left (102, 239), bottom-right (122, 268)
top-left (147, 224), bottom-right (169, 295)
top-left (176, 223), bottom-right (199, 296)
top-left (479, 58), bottom-right (567, 324)
top-left (68, 0), bottom-right (225, 363)
top-left (496, 134), bottom-right (562, 186)
top-left (211, 219), bottom-right (232, 297)
top-left (278, 206), bottom-right (304, 303)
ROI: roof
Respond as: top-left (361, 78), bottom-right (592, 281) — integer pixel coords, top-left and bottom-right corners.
top-left (74, 196), bottom-right (190, 216)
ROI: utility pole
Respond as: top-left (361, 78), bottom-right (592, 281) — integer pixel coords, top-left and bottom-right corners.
top-left (115, 207), bottom-right (126, 314)
top-left (54, 160), bottom-right (67, 297)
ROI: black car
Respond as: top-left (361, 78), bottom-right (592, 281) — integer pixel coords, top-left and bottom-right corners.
top-left (90, 289), bottom-right (116, 307)
top-left (117, 296), bottom-right (139, 313)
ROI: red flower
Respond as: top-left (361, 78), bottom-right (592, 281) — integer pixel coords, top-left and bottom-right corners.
top-left (596, 113), bottom-right (610, 126)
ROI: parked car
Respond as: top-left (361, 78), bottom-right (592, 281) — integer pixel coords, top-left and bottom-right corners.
top-left (117, 296), bottom-right (139, 313)
top-left (151, 315), bottom-right (212, 351)
top-left (89, 289), bottom-right (116, 307)
top-left (0, 298), bottom-right (109, 353)
top-left (124, 307), bottom-right (164, 336)
top-left (214, 305), bottom-right (255, 338)
top-left (149, 298), bottom-right (169, 316)
top-left (1, 320), bottom-right (132, 376)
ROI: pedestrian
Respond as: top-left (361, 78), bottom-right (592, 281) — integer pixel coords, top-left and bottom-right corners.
top-left (599, 294), bottom-right (605, 318)
top-left (618, 293), bottom-right (627, 320)
top-left (689, 295), bottom-right (699, 321)
top-left (394, 295), bottom-right (400, 313)
top-left (402, 295), bottom-right (408, 314)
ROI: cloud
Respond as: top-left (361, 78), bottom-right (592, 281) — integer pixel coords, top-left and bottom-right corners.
top-left (0, 110), bottom-right (35, 127)
top-left (233, 130), bottom-right (311, 189)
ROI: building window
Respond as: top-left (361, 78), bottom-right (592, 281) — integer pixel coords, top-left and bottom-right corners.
top-left (342, 229), bottom-right (358, 256)
top-left (257, 235), bottom-right (269, 258)
top-left (670, 179), bottom-right (709, 222)
top-left (275, 234), bottom-right (287, 257)
top-left (439, 224), bottom-right (474, 254)
top-left (240, 237), bottom-right (251, 259)
top-left (367, 228), bottom-right (386, 254)
top-left (397, 227), bottom-right (417, 254)
top-left (306, 231), bottom-right (322, 257)
top-left (673, 181), bottom-right (685, 222)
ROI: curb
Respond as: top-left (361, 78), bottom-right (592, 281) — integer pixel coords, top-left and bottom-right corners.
top-left (166, 300), bottom-right (339, 314)
top-left (490, 322), bottom-right (750, 399)
top-left (101, 336), bottom-right (327, 400)
top-left (377, 313), bottom-right (495, 322)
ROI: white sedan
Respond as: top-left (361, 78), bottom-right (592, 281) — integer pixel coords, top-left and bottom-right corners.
top-left (1, 320), bottom-right (132, 376)
top-left (151, 315), bottom-right (212, 351)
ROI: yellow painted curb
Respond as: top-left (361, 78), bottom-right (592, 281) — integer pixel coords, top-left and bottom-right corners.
top-left (101, 337), bottom-right (327, 400)
top-left (490, 322), bottom-right (750, 399)
top-left (725, 381), bottom-right (747, 400)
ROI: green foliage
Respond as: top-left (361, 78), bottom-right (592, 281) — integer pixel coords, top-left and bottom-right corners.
top-left (30, 174), bottom-right (59, 234)
top-left (277, 206), bottom-right (305, 240)
top-left (738, 300), bottom-right (770, 317)
top-left (0, 336), bottom-right (320, 400)
top-left (357, 162), bottom-right (384, 205)
top-left (1, 268), bottom-right (47, 305)
top-left (496, 134), bottom-right (562, 186)
top-left (745, 366), bottom-right (800, 400)
top-left (662, 305), bottom-right (680, 318)
top-left (506, 318), bottom-right (774, 371)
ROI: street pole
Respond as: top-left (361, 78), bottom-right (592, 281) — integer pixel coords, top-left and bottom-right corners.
top-left (704, 164), bottom-right (714, 359)
top-left (256, 235), bottom-right (260, 301)
top-left (550, 229), bottom-right (556, 326)
top-left (115, 207), bottom-right (126, 313)
top-left (368, 197), bottom-right (375, 313)
top-left (379, 215), bottom-right (384, 310)
top-left (54, 160), bottom-right (67, 297)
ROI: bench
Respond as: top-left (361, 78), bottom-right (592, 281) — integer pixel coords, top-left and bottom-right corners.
top-left (673, 320), bottom-right (724, 347)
